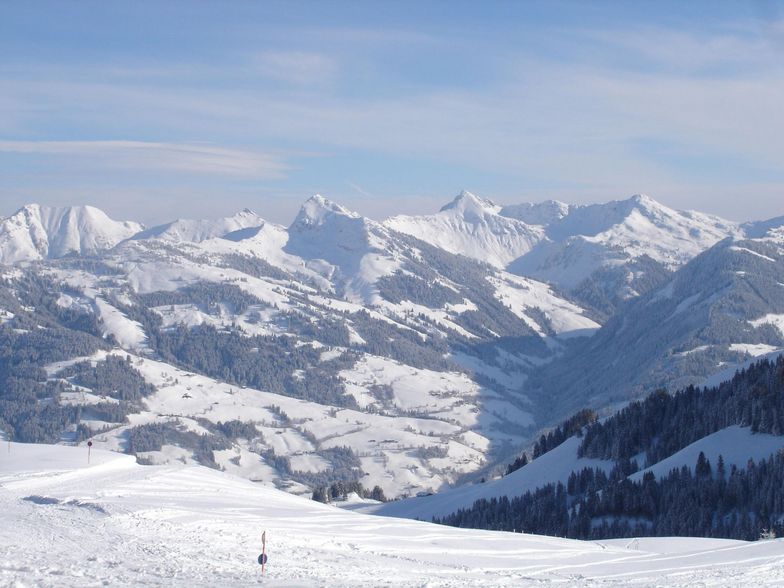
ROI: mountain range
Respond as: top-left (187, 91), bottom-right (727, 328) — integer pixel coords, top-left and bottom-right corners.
top-left (0, 192), bottom-right (783, 501)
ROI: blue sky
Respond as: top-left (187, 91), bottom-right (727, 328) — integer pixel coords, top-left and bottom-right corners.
top-left (1, 1), bottom-right (783, 225)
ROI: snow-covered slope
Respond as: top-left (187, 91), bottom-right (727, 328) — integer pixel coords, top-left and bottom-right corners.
top-left (386, 191), bottom-right (545, 268)
top-left (48, 349), bottom-right (530, 499)
top-left (630, 425), bottom-right (784, 482)
top-left (0, 204), bottom-right (142, 264)
top-left (131, 208), bottom-right (265, 243)
top-left (368, 423), bottom-right (784, 527)
top-left (2, 441), bottom-right (783, 587)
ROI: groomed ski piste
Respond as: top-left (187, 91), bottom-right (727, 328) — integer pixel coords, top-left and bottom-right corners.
top-left (2, 443), bottom-right (784, 587)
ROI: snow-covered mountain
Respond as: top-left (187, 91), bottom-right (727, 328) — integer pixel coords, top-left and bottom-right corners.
top-left (386, 191), bottom-right (544, 268)
top-left (1, 194), bottom-right (782, 503)
top-left (511, 194), bottom-right (742, 289)
top-left (130, 208), bottom-right (264, 243)
top-left (0, 196), bottom-right (604, 499)
top-left (388, 193), bottom-right (744, 316)
top-left (531, 219), bottom-right (784, 415)
top-left (0, 204), bottom-right (143, 264)
top-left (285, 194), bottom-right (406, 304)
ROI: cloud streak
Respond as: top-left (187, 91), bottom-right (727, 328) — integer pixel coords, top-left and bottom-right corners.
top-left (0, 140), bottom-right (289, 178)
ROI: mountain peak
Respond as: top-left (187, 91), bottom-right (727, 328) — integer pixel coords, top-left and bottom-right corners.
top-left (439, 190), bottom-right (497, 214)
top-left (626, 193), bottom-right (667, 212)
top-left (630, 193), bottom-right (654, 205)
top-left (0, 203), bottom-right (143, 264)
top-left (293, 194), bottom-right (360, 228)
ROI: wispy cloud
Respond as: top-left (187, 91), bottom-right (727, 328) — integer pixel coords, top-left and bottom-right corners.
top-left (254, 51), bottom-right (338, 85)
top-left (0, 140), bottom-right (289, 178)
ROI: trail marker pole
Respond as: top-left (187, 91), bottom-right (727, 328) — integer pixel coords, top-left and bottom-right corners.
top-left (87, 440), bottom-right (93, 464)
top-left (257, 530), bottom-right (268, 575)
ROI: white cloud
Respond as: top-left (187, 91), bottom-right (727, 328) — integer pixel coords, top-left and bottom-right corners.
top-left (254, 51), bottom-right (337, 84)
top-left (0, 140), bottom-right (288, 178)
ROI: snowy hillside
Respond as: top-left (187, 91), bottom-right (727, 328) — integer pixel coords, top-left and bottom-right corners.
top-left (2, 442), bottom-right (783, 587)
top-left (360, 436), bottom-right (613, 521)
top-left (0, 204), bottom-right (142, 264)
top-left (48, 348), bottom-right (531, 499)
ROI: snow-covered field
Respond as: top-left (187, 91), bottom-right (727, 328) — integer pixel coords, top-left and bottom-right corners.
top-left (2, 443), bottom-right (784, 587)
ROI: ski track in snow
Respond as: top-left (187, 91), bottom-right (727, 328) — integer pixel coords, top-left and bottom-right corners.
top-left (2, 444), bottom-right (784, 587)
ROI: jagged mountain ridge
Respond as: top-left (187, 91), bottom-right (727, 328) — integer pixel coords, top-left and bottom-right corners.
top-left (0, 204), bottom-right (143, 264)
top-left (387, 192), bottom-right (746, 316)
top-left (386, 191), bottom-right (545, 268)
top-left (130, 208), bottom-right (265, 243)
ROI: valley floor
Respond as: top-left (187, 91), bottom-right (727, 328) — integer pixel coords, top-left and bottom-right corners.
top-left (2, 443), bottom-right (784, 587)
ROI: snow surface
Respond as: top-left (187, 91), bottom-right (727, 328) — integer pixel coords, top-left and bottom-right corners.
top-left (131, 208), bottom-right (264, 243)
top-left (2, 442), bottom-right (784, 587)
top-left (487, 274), bottom-right (600, 337)
top-left (729, 343), bottom-right (780, 357)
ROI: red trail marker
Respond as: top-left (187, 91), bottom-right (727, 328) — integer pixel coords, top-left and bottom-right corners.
top-left (87, 440), bottom-right (93, 464)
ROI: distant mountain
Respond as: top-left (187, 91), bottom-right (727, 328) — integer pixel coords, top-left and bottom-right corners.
top-left (510, 194), bottom-right (742, 289)
top-left (130, 208), bottom-right (264, 243)
top-left (388, 193), bottom-right (743, 317)
top-left (0, 204), bottom-right (142, 264)
top-left (531, 221), bottom-right (784, 418)
top-left (285, 194), bottom-right (407, 304)
top-left (0, 195), bottom-right (602, 499)
top-left (385, 191), bottom-right (544, 268)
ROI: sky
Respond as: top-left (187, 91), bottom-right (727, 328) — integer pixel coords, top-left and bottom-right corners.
top-left (1, 0), bottom-right (783, 226)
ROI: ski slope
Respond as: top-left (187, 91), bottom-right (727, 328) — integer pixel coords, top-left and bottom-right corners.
top-left (2, 443), bottom-right (784, 587)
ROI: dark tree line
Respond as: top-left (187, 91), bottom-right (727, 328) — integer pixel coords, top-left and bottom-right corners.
top-left (578, 357), bottom-right (784, 465)
top-left (437, 451), bottom-right (784, 541)
top-left (312, 480), bottom-right (387, 504)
